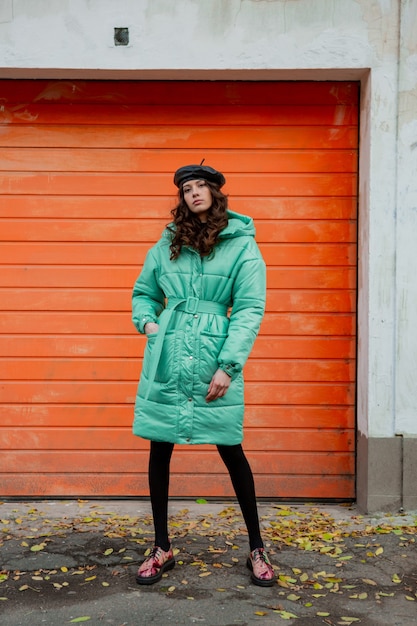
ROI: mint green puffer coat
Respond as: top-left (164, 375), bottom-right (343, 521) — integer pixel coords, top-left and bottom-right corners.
top-left (132, 210), bottom-right (266, 445)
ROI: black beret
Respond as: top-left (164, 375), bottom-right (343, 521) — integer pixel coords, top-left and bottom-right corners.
top-left (173, 164), bottom-right (226, 189)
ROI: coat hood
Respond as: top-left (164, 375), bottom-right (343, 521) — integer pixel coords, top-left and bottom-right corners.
top-left (219, 210), bottom-right (256, 239)
top-left (162, 210), bottom-right (256, 241)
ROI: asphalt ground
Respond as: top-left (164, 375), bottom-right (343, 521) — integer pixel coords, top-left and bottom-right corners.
top-left (0, 500), bottom-right (416, 626)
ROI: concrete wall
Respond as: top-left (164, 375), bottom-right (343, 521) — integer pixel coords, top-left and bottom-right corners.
top-left (1, 0), bottom-right (416, 512)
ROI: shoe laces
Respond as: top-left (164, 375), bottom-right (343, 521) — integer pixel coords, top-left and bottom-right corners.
top-left (147, 545), bottom-right (169, 564)
top-left (251, 548), bottom-right (273, 578)
top-left (253, 548), bottom-right (270, 564)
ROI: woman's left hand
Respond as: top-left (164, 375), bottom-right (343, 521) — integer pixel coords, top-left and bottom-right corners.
top-left (206, 368), bottom-right (231, 402)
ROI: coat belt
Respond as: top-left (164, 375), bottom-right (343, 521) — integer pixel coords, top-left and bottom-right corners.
top-left (143, 297), bottom-right (229, 399)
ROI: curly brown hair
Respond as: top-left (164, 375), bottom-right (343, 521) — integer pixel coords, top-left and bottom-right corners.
top-left (168, 181), bottom-right (229, 260)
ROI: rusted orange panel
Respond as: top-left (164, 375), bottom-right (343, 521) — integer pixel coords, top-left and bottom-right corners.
top-left (245, 383), bottom-right (356, 406)
top-left (0, 79), bottom-right (358, 105)
top-left (0, 266), bottom-right (138, 288)
top-left (256, 220), bottom-right (357, 244)
top-left (0, 288), bottom-right (132, 312)
top-left (252, 337), bottom-right (356, 359)
top-left (0, 312), bottom-right (356, 339)
top-left (1, 242), bottom-right (148, 265)
top-left (244, 429), bottom-right (355, 452)
top-left (0, 146), bottom-right (358, 172)
top-left (0, 450), bottom-right (354, 476)
top-left (1, 404), bottom-right (355, 429)
top-left (0, 356), bottom-right (355, 382)
top-left (0, 335), bottom-right (356, 360)
top-left (0, 194), bottom-right (357, 220)
top-left (1, 219), bottom-right (163, 243)
top-left (267, 289), bottom-right (356, 313)
top-left (0, 103), bottom-right (359, 127)
top-left (0, 473), bottom-right (355, 499)
top-left (0, 312), bottom-right (133, 334)
top-left (0, 380), bottom-right (355, 406)
top-left (261, 313), bottom-right (357, 336)
top-left (0, 335), bottom-right (139, 358)
top-left (0, 125), bottom-right (359, 150)
top-left (0, 266), bottom-right (355, 291)
top-left (246, 407), bottom-right (355, 429)
top-left (0, 171), bottom-right (358, 197)
top-left (0, 79), bottom-right (358, 498)
top-left (1, 218), bottom-right (357, 244)
top-left (0, 405), bottom-right (138, 428)
top-left (0, 358), bottom-right (140, 381)
top-left (2, 241), bottom-right (357, 267)
top-left (261, 244), bottom-right (357, 267)
top-left (1, 354), bottom-right (352, 383)
top-left (2, 427), bottom-right (355, 453)
top-left (267, 268), bottom-right (356, 289)
top-left (245, 359), bottom-right (356, 382)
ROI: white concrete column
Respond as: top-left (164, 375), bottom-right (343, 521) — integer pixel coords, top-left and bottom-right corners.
top-left (394, 0), bottom-right (417, 436)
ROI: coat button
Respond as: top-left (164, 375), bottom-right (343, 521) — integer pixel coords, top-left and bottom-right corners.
top-left (188, 398), bottom-right (192, 402)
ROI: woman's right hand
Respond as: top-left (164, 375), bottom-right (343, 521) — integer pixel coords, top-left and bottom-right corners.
top-left (144, 322), bottom-right (159, 335)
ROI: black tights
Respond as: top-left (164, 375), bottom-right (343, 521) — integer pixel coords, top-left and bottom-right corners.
top-left (148, 441), bottom-right (263, 552)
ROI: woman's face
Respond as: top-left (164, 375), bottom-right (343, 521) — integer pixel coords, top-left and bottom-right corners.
top-left (182, 179), bottom-right (213, 222)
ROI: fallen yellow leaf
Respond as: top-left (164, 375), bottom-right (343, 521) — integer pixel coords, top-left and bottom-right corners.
top-left (273, 610), bottom-right (298, 619)
top-left (30, 543), bottom-right (46, 552)
top-left (378, 592), bottom-right (394, 597)
top-left (287, 593), bottom-right (300, 602)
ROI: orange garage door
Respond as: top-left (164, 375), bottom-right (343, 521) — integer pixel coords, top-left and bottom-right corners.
top-left (0, 80), bottom-right (357, 499)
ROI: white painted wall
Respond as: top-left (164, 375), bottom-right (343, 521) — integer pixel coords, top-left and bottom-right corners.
top-left (394, 0), bottom-right (417, 435)
top-left (1, 0), bottom-right (416, 436)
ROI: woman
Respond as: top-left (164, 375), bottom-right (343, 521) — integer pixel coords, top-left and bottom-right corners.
top-left (132, 163), bottom-right (274, 587)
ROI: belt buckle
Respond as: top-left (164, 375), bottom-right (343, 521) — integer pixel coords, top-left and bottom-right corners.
top-left (185, 296), bottom-right (199, 314)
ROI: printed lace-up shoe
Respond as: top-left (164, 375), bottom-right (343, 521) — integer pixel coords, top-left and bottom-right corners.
top-left (136, 545), bottom-right (175, 585)
top-left (246, 547), bottom-right (275, 587)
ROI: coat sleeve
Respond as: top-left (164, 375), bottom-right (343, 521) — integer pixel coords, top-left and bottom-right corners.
top-left (217, 241), bottom-right (266, 378)
top-left (132, 247), bottom-right (165, 334)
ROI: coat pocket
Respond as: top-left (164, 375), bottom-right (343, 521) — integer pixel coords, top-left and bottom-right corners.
top-left (143, 331), bottom-right (176, 384)
top-left (199, 332), bottom-right (228, 384)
